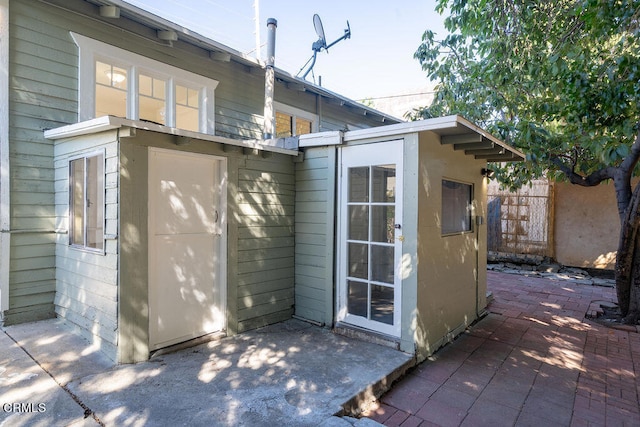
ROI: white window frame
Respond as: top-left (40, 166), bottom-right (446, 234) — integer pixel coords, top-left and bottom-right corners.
top-left (336, 140), bottom-right (404, 338)
top-left (274, 101), bottom-right (318, 137)
top-left (72, 33), bottom-right (218, 134)
top-left (68, 150), bottom-right (105, 253)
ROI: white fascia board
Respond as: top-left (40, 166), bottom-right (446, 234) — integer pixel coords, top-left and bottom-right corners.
top-left (343, 115), bottom-right (461, 142)
top-left (299, 131), bottom-right (343, 147)
top-left (44, 116), bottom-right (300, 156)
top-left (44, 116), bottom-right (122, 139)
top-left (343, 115), bottom-right (525, 161)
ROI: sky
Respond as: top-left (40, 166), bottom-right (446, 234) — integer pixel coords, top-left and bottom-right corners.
top-left (122, 0), bottom-right (448, 102)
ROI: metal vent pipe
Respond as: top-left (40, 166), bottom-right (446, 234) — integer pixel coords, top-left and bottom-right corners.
top-left (263, 18), bottom-right (277, 139)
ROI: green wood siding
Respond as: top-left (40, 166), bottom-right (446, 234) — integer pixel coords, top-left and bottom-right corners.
top-left (319, 101), bottom-right (388, 132)
top-left (114, 131), bottom-right (296, 360)
top-left (235, 153), bottom-right (296, 332)
top-left (4, 0), bottom-right (269, 326)
top-left (53, 131), bottom-right (119, 361)
top-left (3, 1), bottom-right (78, 324)
top-left (6, 0), bottom-right (395, 339)
top-left (294, 146), bottom-right (336, 326)
top-left (118, 141), bottom-right (149, 363)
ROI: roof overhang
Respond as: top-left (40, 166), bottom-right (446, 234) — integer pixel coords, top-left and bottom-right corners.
top-left (46, 0), bottom-right (400, 125)
top-left (343, 115), bottom-right (525, 162)
top-left (272, 70), bottom-right (401, 125)
top-left (43, 116), bottom-right (300, 156)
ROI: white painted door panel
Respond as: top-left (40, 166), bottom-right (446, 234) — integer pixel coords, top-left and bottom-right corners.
top-left (148, 148), bottom-right (226, 350)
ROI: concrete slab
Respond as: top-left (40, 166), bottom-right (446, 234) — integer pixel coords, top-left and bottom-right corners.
top-left (0, 326), bottom-right (98, 427)
top-left (1, 319), bottom-right (413, 427)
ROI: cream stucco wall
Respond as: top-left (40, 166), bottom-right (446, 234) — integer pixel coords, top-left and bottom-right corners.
top-left (554, 180), bottom-right (637, 270)
top-left (414, 131), bottom-right (488, 361)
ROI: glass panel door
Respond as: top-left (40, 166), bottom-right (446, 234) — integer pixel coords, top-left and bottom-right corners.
top-left (338, 140), bottom-right (403, 337)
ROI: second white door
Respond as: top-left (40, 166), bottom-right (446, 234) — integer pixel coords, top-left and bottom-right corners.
top-left (337, 140), bottom-right (404, 337)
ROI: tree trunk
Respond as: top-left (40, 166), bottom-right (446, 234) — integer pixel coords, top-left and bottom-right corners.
top-left (615, 181), bottom-right (640, 324)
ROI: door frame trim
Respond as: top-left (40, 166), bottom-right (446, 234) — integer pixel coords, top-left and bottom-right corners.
top-left (336, 139), bottom-right (404, 337)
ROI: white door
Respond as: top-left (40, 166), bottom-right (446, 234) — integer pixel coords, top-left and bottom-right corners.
top-left (337, 140), bottom-right (403, 337)
top-left (148, 148), bottom-right (226, 350)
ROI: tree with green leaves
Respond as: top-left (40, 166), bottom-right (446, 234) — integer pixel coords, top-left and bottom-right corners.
top-left (411, 0), bottom-right (640, 322)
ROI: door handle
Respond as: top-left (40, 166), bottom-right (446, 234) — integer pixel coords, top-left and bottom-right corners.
top-left (214, 210), bottom-right (219, 223)
top-left (394, 224), bottom-right (401, 229)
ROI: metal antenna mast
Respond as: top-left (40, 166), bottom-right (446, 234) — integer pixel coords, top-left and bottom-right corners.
top-left (297, 14), bottom-right (351, 81)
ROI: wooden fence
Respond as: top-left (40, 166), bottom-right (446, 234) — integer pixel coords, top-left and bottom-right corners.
top-left (487, 180), bottom-right (554, 257)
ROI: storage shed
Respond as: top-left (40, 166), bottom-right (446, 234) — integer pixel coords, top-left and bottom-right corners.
top-left (295, 116), bottom-right (524, 361)
top-left (45, 115), bottom-right (523, 364)
top-left (46, 116), bottom-right (304, 363)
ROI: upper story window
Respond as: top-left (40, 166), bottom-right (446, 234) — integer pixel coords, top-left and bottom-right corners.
top-left (72, 33), bottom-right (218, 134)
top-left (274, 102), bottom-right (317, 138)
top-left (95, 61), bottom-right (127, 118)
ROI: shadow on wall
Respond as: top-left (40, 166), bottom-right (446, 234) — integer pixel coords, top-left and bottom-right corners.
top-left (230, 157), bottom-right (295, 328)
top-left (150, 163), bottom-right (222, 348)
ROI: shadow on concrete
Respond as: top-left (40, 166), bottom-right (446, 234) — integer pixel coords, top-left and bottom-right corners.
top-left (1, 319), bottom-right (413, 426)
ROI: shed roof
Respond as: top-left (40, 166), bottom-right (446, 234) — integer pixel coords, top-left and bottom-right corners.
top-left (43, 116), bottom-right (301, 156)
top-left (343, 115), bottom-right (525, 162)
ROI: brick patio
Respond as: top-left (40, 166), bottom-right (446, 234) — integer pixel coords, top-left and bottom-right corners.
top-left (362, 271), bottom-right (640, 427)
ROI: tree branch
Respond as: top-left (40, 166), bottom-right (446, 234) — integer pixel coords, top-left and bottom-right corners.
top-left (550, 156), bottom-right (616, 186)
top-left (551, 126), bottom-right (640, 222)
top-left (618, 125), bottom-right (640, 179)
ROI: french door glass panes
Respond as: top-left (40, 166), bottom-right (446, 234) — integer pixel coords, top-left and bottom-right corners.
top-left (347, 164), bottom-right (396, 325)
top-left (339, 140), bottom-right (403, 337)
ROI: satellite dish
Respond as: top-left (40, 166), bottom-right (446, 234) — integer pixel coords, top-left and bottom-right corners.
top-left (313, 14), bottom-right (326, 49)
top-left (297, 14), bottom-right (352, 80)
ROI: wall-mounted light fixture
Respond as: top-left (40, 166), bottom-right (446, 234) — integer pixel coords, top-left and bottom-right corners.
top-left (481, 168), bottom-right (495, 178)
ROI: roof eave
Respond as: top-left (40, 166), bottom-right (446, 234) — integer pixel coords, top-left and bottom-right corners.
top-left (80, 0), bottom-right (399, 123)
top-left (44, 116), bottom-right (300, 156)
top-left (343, 115), bottom-right (525, 162)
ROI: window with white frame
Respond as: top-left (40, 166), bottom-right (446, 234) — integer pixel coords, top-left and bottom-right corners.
top-left (441, 179), bottom-right (473, 235)
top-left (69, 152), bottom-right (104, 251)
top-left (73, 33), bottom-right (218, 134)
top-left (274, 102), bottom-right (317, 138)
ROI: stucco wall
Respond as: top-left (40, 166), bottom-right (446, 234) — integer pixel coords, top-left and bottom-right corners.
top-left (415, 131), bottom-right (487, 361)
top-left (554, 181), bottom-right (629, 270)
